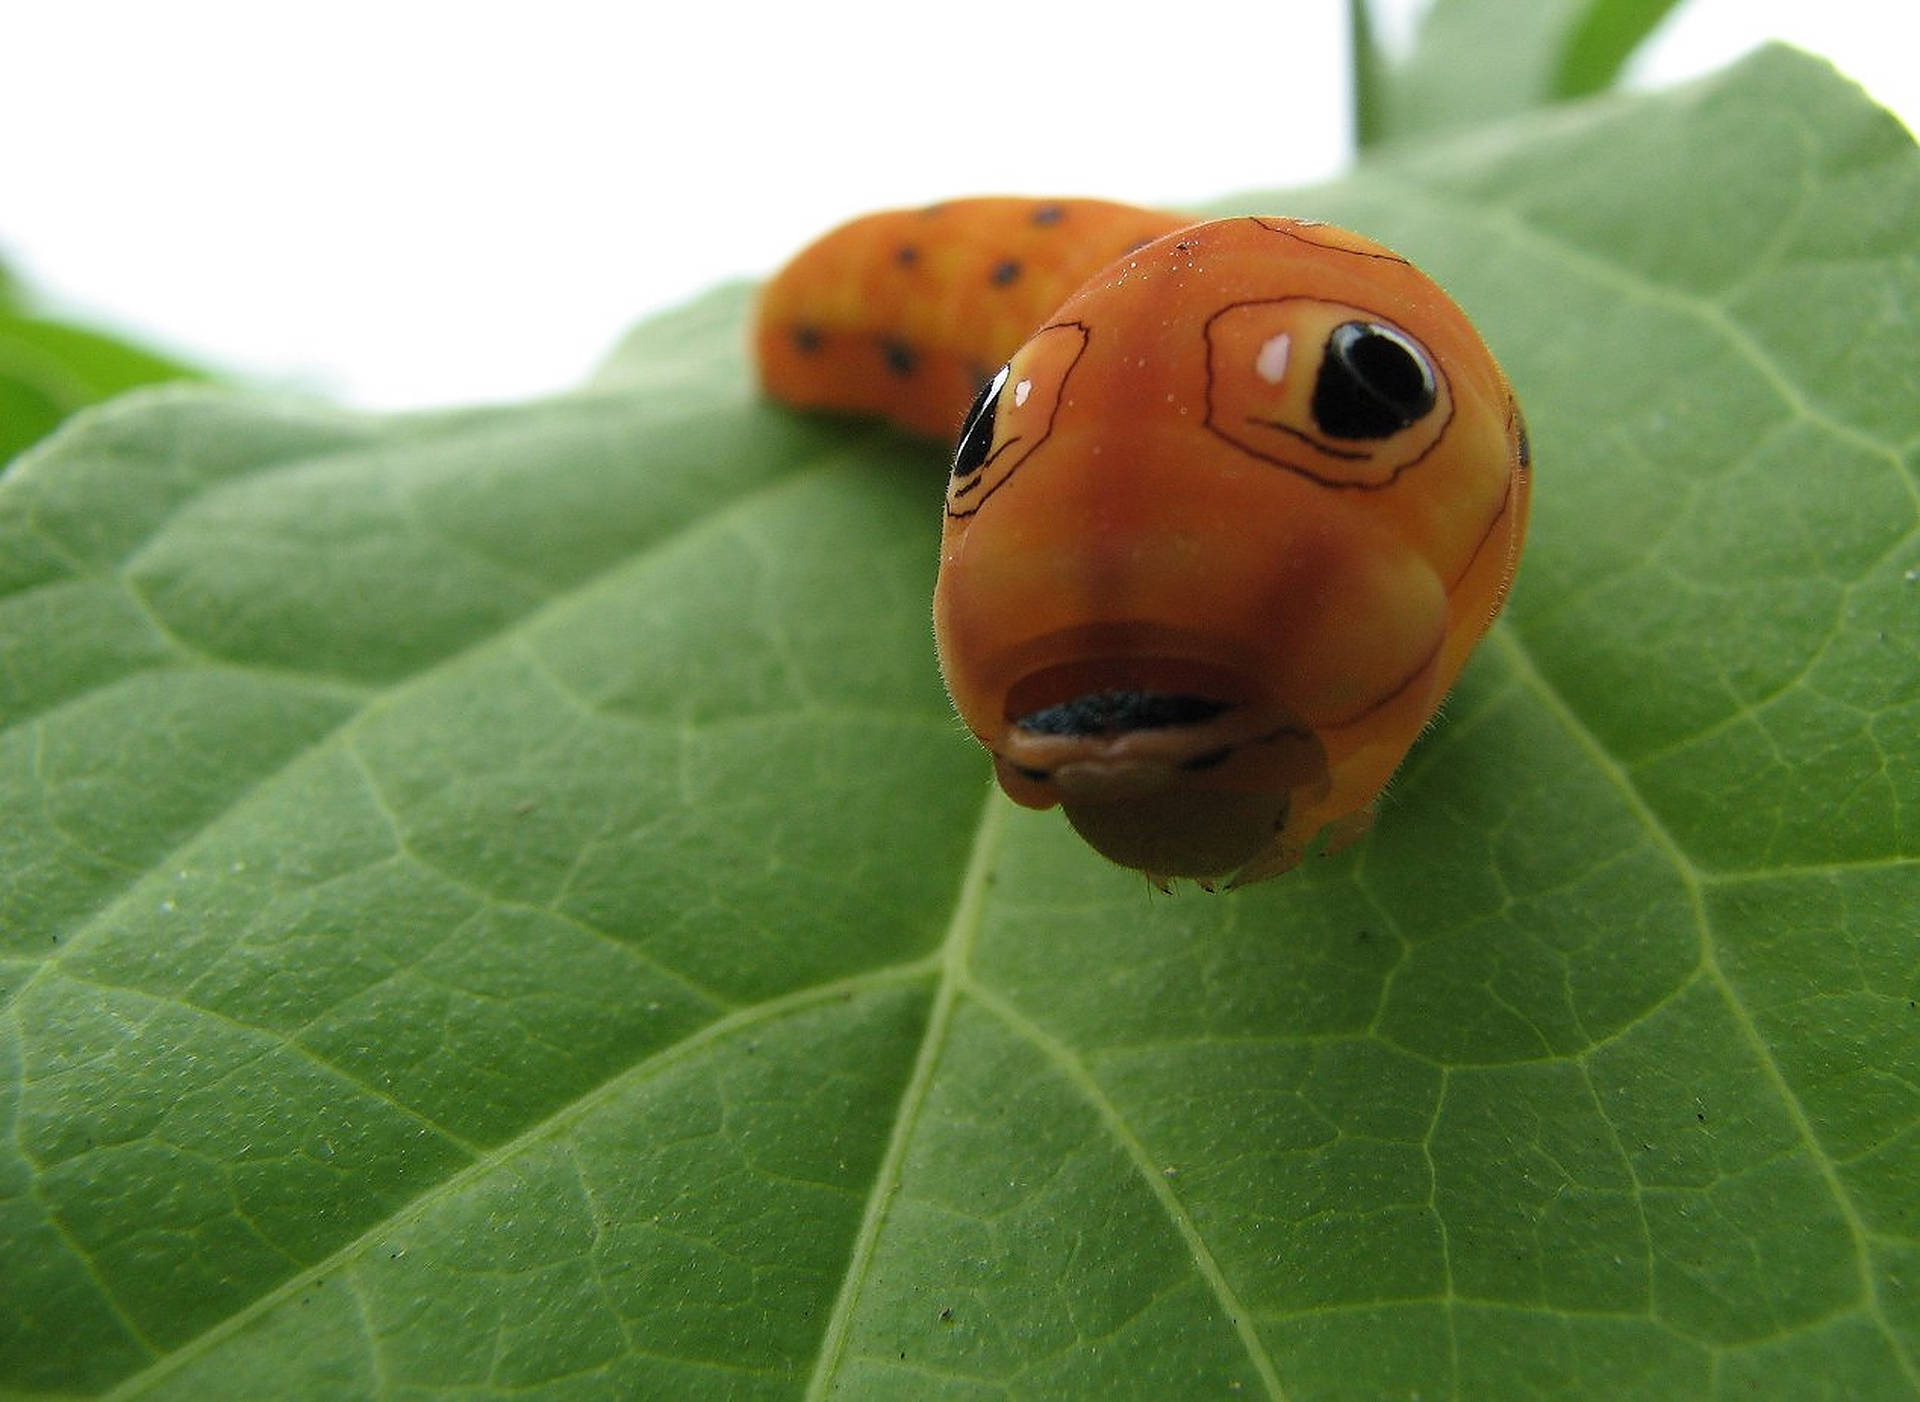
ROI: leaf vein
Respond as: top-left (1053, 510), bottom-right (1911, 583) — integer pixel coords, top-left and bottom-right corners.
top-left (965, 978), bottom-right (1291, 1402)
top-left (1493, 628), bottom-right (1920, 1388)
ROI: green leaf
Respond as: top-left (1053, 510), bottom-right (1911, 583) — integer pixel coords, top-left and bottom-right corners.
top-left (1554, 0), bottom-right (1691, 98)
top-left (2, 43), bottom-right (1916, 1401)
top-left (0, 311), bottom-right (207, 466)
top-left (1359, 0), bottom-right (1688, 145)
top-left (1349, 0), bottom-right (1390, 150)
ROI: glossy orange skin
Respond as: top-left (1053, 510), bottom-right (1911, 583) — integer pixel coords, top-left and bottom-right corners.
top-left (757, 200), bottom-right (1529, 886)
top-left (756, 198), bottom-right (1189, 438)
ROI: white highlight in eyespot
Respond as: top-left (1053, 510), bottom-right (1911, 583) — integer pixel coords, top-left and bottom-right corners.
top-left (1014, 378), bottom-right (1032, 407)
top-left (1255, 332), bottom-right (1291, 384)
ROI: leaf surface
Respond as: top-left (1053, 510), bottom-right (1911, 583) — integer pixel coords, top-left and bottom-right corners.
top-left (2, 45), bottom-right (1915, 1402)
top-left (1359, 0), bottom-right (1689, 144)
top-left (0, 311), bottom-right (206, 467)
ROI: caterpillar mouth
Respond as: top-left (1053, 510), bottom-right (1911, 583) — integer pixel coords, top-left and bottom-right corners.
top-left (1006, 690), bottom-right (1239, 782)
top-left (992, 648), bottom-right (1328, 789)
top-left (1002, 656), bottom-right (1255, 728)
top-left (1000, 658), bottom-right (1247, 785)
top-left (989, 663), bottom-right (1331, 880)
top-left (1012, 690), bottom-right (1234, 737)
top-left (997, 661), bottom-right (1255, 790)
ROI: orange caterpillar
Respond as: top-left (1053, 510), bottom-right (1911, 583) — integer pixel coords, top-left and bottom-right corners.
top-left (756, 198), bottom-right (1530, 887)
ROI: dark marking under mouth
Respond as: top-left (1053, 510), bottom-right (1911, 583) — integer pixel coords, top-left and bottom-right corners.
top-left (1013, 690), bottom-right (1232, 737)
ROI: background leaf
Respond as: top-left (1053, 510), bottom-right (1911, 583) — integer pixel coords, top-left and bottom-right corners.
top-left (1349, 0), bottom-right (1391, 151)
top-left (2, 43), bottom-right (1915, 1401)
top-left (1358, 0), bottom-right (1690, 144)
top-left (1554, 0), bottom-right (1693, 99)
top-left (0, 300), bottom-right (207, 467)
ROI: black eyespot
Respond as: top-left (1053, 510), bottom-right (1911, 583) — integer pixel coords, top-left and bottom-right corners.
top-left (881, 339), bottom-right (918, 378)
top-left (952, 364), bottom-right (1009, 478)
top-left (1312, 321), bottom-right (1437, 439)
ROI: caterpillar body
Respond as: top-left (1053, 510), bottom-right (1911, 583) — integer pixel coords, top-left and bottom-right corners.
top-left (756, 197), bottom-right (1530, 888)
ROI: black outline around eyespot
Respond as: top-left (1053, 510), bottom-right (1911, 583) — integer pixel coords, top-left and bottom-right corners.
top-left (1248, 216), bottom-right (1411, 265)
top-left (950, 428), bottom-right (1021, 500)
top-left (945, 320), bottom-right (1091, 520)
top-left (1238, 417), bottom-right (1373, 461)
top-left (1201, 299), bottom-right (1454, 490)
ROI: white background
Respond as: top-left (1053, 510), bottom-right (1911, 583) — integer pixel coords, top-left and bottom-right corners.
top-left (3, 0), bottom-right (1912, 412)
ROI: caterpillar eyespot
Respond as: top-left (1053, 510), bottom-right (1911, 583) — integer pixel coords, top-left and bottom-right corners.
top-left (755, 197), bottom-right (1530, 888)
top-left (951, 365), bottom-right (1009, 480)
